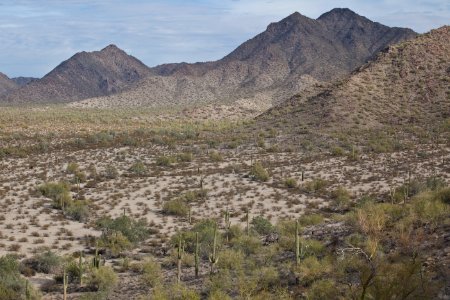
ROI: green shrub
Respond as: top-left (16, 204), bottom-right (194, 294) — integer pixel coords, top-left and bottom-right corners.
top-left (251, 216), bottom-right (275, 235)
top-left (284, 178), bottom-right (297, 188)
top-left (217, 249), bottom-right (244, 271)
top-left (96, 216), bottom-right (151, 244)
top-left (87, 266), bottom-right (117, 292)
top-left (140, 257), bottom-right (162, 287)
top-left (298, 214), bottom-right (324, 226)
top-left (162, 198), bottom-right (189, 217)
top-left (129, 161), bottom-right (146, 176)
top-left (23, 251), bottom-right (61, 274)
top-left (250, 162), bottom-right (269, 182)
top-left (177, 152), bottom-right (193, 162)
top-left (209, 151), bottom-right (223, 162)
top-left (0, 255), bottom-right (40, 300)
top-left (66, 201), bottom-right (90, 222)
top-left (66, 162), bottom-right (79, 174)
top-left (306, 279), bottom-right (337, 299)
top-left (331, 146), bottom-right (345, 156)
top-left (302, 178), bottom-right (328, 194)
top-left (330, 186), bottom-right (352, 209)
top-left (38, 182), bottom-right (72, 209)
top-left (156, 155), bottom-right (176, 166)
top-left (104, 165), bottom-right (119, 179)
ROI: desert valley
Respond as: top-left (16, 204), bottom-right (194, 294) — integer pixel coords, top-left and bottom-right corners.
top-left (0, 6), bottom-right (449, 300)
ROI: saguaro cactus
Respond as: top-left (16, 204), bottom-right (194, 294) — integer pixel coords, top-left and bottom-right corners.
top-left (177, 235), bottom-right (183, 283)
top-left (195, 232), bottom-right (199, 278)
top-left (246, 209), bottom-right (250, 236)
top-left (295, 220), bottom-right (300, 265)
top-left (79, 251), bottom-right (83, 285)
top-left (92, 242), bottom-right (100, 269)
top-left (209, 224), bottom-right (219, 275)
top-left (63, 268), bottom-right (68, 300)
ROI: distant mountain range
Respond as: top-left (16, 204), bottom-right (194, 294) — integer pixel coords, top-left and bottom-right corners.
top-left (0, 72), bottom-right (19, 96)
top-left (258, 26), bottom-right (450, 131)
top-left (1, 45), bottom-right (152, 103)
top-left (1, 8), bottom-right (417, 108)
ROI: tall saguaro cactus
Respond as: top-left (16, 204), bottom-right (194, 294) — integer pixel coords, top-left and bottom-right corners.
top-left (63, 268), bottom-right (68, 300)
top-left (295, 220), bottom-right (300, 265)
top-left (209, 224), bottom-right (219, 275)
top-left (195, 232), bottom-right (199, 278)
top-left (79, 251), bottom-right (83, 285)
top-left (177, 235), bottom-right (183, 283)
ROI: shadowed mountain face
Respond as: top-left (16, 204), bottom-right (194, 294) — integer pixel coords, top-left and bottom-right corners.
top-left (76, 8), bottom-right (417, 109)
top-left (258, 26), bottom-right (450, 132)
top-left (0, 73), bottom-right (18, 96)
top-left (11, 77), bottom-right (39, 87)
top-left (2, 45), bottom-right (152, 104)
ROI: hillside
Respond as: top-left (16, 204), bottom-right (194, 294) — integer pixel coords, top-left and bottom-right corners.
top-left (258, 26), bottom-right (450, 133)
top-left (0, 72), bottom-right (18, 96)
top-left (72, 8), bottom-right (416, 109)
top-left (11, 77), bottom-right (39, 87)
top-left (1, 45), bottom-right (152, 104)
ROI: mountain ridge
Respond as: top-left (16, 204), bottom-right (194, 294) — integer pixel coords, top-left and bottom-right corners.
top-left (1, 44), bottom-right (152, 104)
top-left (73, 8), bottom-right (417, 109)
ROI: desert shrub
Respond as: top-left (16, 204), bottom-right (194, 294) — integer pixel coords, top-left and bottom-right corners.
top-left (87, 266), bottom-right (117, 292)
top-left (96, 215), bottom-right (151, 246)
top-left (209, 151), bottom-right (223, 162)
top-left (165, 283), bottom-right (200, 300)
top-left (0, 255), bottom-right (40, 300)
top-left (302, 178), bottom-right (328, 194)
top-left (296, 256), bottom-right (332, 284)
top-left (217, 249), bottom-right (245, 271)
top-left (232, 235), bottom-right (261, 255)
top-left (298, 214), bottom-right (324, 226)
top-left (426, 177), bottom-right (447, 192)
top-left (99, 231), bottom-right (132, 256)
top-left (256, 266), bottom-right (280, 290)
top-left (412, 191), bottom-right (449, 229)
top-left (250, 162), bottom-right (269, 182)
top-left (22, 251), bottom-right (61, 274)
top-left (104, 165), bottom-right (119, 179)
top-left (251, 216), bottom-right (275, 235)
top-left (140, 257), bottom-right (162, 287)
top-left (66, 201), bottom-right (90, 222)
top-left (436, 187), bottom-right (450, 204)
top-left (73, 171), bottom-right (87, 183)
top-left (330, 186), bottom-right (352, 209)
top-left (162, 198), bottom-right (189, 217)
top-left (156, 155), bottom-right (176, 166)
top-left (172, 219), bottom-right (222, 258)
top-left (38, 182), bottom-right (72, 209)
top-left (306, 279), bottom-right (337, 299)
top-left (66, 162), bottom-right (79, 174)
top-left (182, 189), bottom-right (207, 203)
top-left (129, 161), bottom-right (146, 176)
top-left (177, 152), bottom-right (193, 162)
top-left (284, 178), bottom-right (297, 188)
top-left (331, 146), bottom-right (345, 156)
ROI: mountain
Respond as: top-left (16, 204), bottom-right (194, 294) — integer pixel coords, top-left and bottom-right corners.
top-left (11, 77), bottom-right (39, 87)
top-left (0, 72), bottom-right (18, 96)
top-left (74, 8), bottom-right (416, 109)
top-left (2, 45), bottom-right (152, 104)
top-left (258, 26), bottom-right (450, 132)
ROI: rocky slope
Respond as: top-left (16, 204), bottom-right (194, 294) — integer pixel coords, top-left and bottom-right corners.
top-left (258, 26), bottom-right (450, 131)
top-left (74, 8), bottom-right (416, 109)
top-left (11, 77), bottom-right (39, 87)
top-left (2, 45), bottom-right (152, 104)
top-left (0, 72), bottom-right (18, 96)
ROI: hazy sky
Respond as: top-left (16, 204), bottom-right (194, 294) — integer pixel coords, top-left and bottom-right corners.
top-left (0, 0), bottom-right (448, 77)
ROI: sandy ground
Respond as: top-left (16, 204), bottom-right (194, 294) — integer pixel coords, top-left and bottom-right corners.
top-left (0, 143), bottom-right (448, 257)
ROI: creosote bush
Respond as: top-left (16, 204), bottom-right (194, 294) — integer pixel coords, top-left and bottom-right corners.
top-left (250, 162), bottom-right (269, 182)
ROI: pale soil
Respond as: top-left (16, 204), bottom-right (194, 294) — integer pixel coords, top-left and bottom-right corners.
top-left (0, 144), bottom-right (448, 257)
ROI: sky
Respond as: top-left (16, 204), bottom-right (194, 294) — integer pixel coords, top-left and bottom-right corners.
top-left (0, 0), bottom-right (448, 78)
